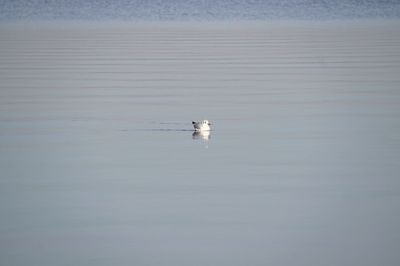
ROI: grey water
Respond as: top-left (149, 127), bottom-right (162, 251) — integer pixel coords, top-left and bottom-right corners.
top-left (2, 0), bottom-right (400, 21)
top-left (1, 21), bottom-right (400, 265)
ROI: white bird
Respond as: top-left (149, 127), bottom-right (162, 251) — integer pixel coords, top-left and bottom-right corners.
top-left (192, 120), bottom-right (211, 132)
top-left (192, 130), bottom-right (211, 140)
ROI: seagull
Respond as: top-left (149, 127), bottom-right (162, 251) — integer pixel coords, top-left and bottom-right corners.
top-left (192, 130), bottom-right (211, 140)
top-left (192, 120), bottom-right (211, 132)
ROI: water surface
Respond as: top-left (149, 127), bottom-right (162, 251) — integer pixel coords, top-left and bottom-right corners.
top-left (1, 21), bottom-right (400, 266)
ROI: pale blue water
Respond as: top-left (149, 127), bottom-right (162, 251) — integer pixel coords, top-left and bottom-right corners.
top-left (1, 0), bottom-right (400, 21)
top-left (0, 21), bottom-right (400, 266)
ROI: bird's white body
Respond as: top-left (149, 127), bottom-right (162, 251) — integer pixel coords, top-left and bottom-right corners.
top-left (192, 130), bottom-right (210, 140)
top-left (192, 120), bottom-right (211, 131)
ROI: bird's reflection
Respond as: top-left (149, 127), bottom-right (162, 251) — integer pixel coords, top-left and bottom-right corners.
top-left (192, 131), bottom-right (211, 140)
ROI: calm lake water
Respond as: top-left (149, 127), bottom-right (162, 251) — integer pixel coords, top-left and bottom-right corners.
top-left (1, 21), bottom-right (400, 266)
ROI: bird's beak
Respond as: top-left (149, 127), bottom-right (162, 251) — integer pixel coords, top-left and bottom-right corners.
top-left (208, 123), bottom-right (211, 125)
